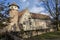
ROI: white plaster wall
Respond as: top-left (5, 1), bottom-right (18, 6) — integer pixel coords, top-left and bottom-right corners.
top-left (7, 9), bottom-right (20, 31)
top-left (19, 10), bottom-right (31, 31)
top-left (29, 19), bottom-right (50, 30)
top-left (19, 10), bottom-right (31, 24)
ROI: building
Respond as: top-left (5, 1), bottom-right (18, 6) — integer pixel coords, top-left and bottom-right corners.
top-left (8, 3), bottom-right (51, 32)
top-left (7, 3), bottom-right (20, 32)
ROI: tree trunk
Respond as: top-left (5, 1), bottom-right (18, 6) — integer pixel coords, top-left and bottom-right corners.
top-left (55, 0), bottom-right (59, 31)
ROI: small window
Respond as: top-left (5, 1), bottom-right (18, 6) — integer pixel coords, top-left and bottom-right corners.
top-left (29, 18), bottom-right (31, 19)
top-left (11, 6), bottom-right (13, 9)
top-left (23, 22), bottom-right (25, 25)
top-left (30, 22), bottom-right (32, 25)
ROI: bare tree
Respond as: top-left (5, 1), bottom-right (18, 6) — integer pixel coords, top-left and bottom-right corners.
top-left (39, 0), bottom-right (60, 31)
top-left (0, 0), bottom-right (10, 36)
top-left (0, 0), bottom-right (10, 28)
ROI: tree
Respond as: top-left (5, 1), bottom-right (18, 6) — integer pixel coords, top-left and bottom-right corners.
top-left (0, 0), bottom-right (9, 28)
top-left (39, 0), bottom-right (60, 31)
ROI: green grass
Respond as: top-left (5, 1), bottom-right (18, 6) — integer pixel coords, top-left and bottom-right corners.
top-left (25, 31), bottom-right (60, 40)
top-left (0, 31), bottom-right (60, 40)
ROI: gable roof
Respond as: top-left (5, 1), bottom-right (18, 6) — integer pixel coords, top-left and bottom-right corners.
top-left (18, 9), bottom-right (29, 18)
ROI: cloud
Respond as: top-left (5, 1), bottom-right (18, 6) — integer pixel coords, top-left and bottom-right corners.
top-left (30, 6), bottom-right (45, 13)
top-left (20, 0), bottom-right (27, 2)
top-left (29, 5), bottom-right (50, 16)
top-left (22, 0), bottom-right (26, 2)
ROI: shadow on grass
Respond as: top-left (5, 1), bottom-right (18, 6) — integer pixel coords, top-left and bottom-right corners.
top-left (25, 31), bottom-right (60, 40)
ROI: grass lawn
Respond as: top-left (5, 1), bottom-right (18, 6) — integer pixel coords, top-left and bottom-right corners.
top-left (25, 31), bottom-right (60, 40)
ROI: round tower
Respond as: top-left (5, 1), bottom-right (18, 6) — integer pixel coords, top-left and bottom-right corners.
top-left (7, 3), bottom-right (20, 32)
top-left (9, 2), bottom-right (19, 10)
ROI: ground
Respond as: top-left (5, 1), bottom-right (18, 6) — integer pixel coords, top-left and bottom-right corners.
top-left (25, 31), bottom-right (60, 40)
top-left (0, 31), bottom-right (60, 40)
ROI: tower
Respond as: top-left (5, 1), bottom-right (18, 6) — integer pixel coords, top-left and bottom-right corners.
top-left (7, 3), bottom-right (20, 32)
top-left (9, 3), bottom-right (19, 10)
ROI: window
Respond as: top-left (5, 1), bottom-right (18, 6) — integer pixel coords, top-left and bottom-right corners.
top-left (30, 22), bottom-right (32, 25)
top-left (29, 18), bottom-right (31, 19)
top-left (11, 6), bottom-right (13, 9)
top-left (23, 22), bottom-right (25, 25)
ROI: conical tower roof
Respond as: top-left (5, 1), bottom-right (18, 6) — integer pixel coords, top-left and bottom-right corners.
top-left (9, 2), bottom-right (19, 8)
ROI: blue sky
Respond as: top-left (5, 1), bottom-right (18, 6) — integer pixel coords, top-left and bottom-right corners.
top-left (0, 0), bottom-right (50, 15)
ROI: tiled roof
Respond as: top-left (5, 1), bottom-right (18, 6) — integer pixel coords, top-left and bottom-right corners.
top-left (31, 13), bottom-right (50, 19)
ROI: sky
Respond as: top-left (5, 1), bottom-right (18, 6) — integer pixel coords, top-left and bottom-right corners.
top-left (0, 0), bottom-right (50, 15)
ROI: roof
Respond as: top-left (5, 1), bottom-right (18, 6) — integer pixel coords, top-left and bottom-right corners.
top-left (18, 9), bottom-right (50, 20)
top-left (9, 2), bottom-right (19, 8)
top-left (31, 13), bottom-right (50, 19)
top-left (18, 9), bottom-right (28, 18)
